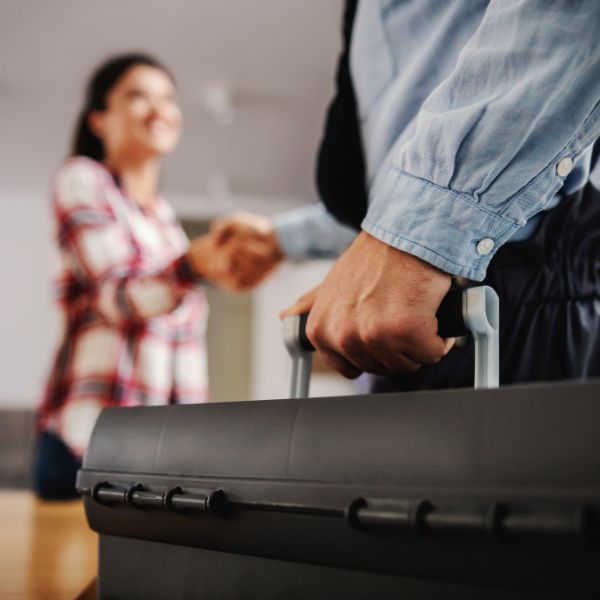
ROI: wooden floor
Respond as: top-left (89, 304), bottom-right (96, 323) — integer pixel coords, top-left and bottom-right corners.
top-left (0, 490), bottom-right (97, 599)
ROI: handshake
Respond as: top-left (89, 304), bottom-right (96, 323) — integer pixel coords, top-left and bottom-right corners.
top-left (187, 212), bottom-right (285, 292)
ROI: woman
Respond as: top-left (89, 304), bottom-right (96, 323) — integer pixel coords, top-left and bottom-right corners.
top-left (33, 53), bottom-right (219, 499)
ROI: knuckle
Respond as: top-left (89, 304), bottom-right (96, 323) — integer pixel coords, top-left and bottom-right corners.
top-left (358, 323), bottom-right (381, 347)
top-left (392, 319), bottom-right (418, 341)
top-left (431, 347), bottom-right (447, 364)
top-left (367, 362), bottom-right (389, 376)
top-left (305, 320), bottom-right (323, 348)
top-left (336, 328), bottom-right (359, 355)
top-left (403, 361), bottom-right (422, 373)
top-left (343, 369), bottom-right (361, 380)
top-left (420, 339), bottom-right (447, 364)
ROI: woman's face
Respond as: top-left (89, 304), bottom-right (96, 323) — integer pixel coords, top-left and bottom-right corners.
top-left (90, 65), bottom-right (182, 161)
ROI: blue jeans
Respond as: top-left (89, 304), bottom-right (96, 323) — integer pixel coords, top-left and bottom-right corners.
top-left (32, 431), bottom-right (81, 500)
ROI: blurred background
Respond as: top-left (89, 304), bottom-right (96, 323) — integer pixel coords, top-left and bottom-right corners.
top-left (0, 0), bottom-right (356, 486)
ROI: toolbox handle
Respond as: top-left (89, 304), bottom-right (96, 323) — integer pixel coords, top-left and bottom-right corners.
top-left (283, 286), bottom-right (499, 398)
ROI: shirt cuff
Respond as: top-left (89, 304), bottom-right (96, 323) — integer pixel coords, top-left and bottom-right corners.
top-left (272, 211), bottom-right (310, 260)
top-left (362, 169), bottom-right (522, 281)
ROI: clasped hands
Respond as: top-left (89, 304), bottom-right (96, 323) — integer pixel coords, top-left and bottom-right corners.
top-left (190, 214), bottom-right (454, 378)
top-left (187, 211), bottom-right (284, 292)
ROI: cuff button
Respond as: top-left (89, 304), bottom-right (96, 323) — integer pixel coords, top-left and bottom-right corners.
top-left (476, 238), bottom-right (495, 256)
top-left (556, 157), bottom-right (573, 177)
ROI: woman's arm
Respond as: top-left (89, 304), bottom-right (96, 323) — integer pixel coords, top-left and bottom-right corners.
top-left (54, 159), bottom-right (200, 326)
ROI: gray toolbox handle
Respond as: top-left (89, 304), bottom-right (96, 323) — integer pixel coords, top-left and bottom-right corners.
top-left (283, 286), bottom-right (499, 398)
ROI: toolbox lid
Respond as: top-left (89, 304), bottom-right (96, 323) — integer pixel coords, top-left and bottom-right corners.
top-left (83, 380), bottom-right (600, 488)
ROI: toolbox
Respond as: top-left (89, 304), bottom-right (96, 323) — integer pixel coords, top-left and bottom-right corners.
top-left (77, 287), bottom-right (600, 599)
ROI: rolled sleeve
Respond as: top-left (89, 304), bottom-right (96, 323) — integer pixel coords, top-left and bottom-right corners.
top-left (363, 0), bottom-right (600, 281)
top-left (363, 147), bottom-right (582, 280)
top-left (363, 169), bottom-right (521, 280)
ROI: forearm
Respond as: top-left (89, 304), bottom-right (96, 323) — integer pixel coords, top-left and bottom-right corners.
top-left (92, 255), bottom-right (197, 325)
top-left (363, 0), bottom-right (600, 281)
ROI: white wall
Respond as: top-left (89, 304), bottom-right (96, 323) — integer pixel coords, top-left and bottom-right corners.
top-left (0, 188), bottom-right (58, 407)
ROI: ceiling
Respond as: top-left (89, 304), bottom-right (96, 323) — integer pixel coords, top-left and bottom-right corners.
top-left (0, 0), bottom-right (343, 213)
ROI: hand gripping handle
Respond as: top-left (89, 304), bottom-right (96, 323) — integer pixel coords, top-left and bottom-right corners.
top-left (283, 286), bottom-right (499, 398)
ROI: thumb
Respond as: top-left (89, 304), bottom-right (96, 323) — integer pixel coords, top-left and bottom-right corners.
top-left (210, 220), bottom-right (237, 245)
top-left (279, 285), bottom-right (320, 320)
top-left (443, 336), bottom-right (456, 355)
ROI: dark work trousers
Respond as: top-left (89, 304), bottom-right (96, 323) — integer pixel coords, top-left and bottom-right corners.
top-left (372, 181), bottom-right (600, 392)
top-left (31, 431), bottom-right (81, 500)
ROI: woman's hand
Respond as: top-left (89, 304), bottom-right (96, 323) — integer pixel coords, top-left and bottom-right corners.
top-left (187, 214), bottom-right (284, 292)
top-left (208, 212), bottom-right (285, 291)
top-left (186, 234), bottom-right (220, 280)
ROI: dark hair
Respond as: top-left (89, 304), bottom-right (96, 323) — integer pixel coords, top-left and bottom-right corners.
top-left (71, 52), bottom-right (175, 161)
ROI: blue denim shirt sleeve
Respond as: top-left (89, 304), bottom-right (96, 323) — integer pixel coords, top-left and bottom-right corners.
top-left (272, 204), bottom-right (357, 261)
top-left (362, 0), bottom-right (600, 281)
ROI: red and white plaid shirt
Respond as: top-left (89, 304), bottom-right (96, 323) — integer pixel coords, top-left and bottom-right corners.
top-left (39, 157), bottom-right (209, 456)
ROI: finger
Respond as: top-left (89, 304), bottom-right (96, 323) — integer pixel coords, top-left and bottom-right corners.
top-left (215, 243), bottom-right (280, 287)
top-left (224, 255), bottom-right (278, 285)
top-left (226, 241), bottom-right (279, 266)
top-left (304, 314), bottom-right (365, 379)
top-left (212, 237), bottom-right (277, 275)
top-left (344, 354), bottom-right (391, 375)
top-left (210, 241), bottom-right (255, 272)
top-left (341, 338), bottom-right (421, 375)
top-left (443, 337), bottom-right (456, 354)
top-left (280, 286), bottom-right (319, 319)
top-left (360, 340), bottom-right (423, 373)
top-left (211, 221), bottom-right (238, 245)
top-left (331, 335), bottom-right (393, 375)
top-left (391, 353), bottom-right (422, 373)
top-left (402, 336), bottom-right (448, 366)
top-left (208, 253), bottom-right (233, 278)
top-left (345, 326), bottom-right (436, 373)
top-left (241, 238), bottom-right (280, 259)
top-left (229, 270), bottom-right (273, 291)
top-left (318, 348), bottom-right (362, 379)
top-left (397, 318), bottom-right (451, 365)
top-left (216, 269), bottom-right (258, 293)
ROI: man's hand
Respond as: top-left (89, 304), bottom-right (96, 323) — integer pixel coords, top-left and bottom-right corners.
top-left (209, 212), bottom-right (285, 292)
top-left (281, 231), bottom-right (453, 378)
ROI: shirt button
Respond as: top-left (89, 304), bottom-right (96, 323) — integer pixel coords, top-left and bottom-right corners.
top-left (476, 238), bottom-right (494, 256)
top-left (556, 157), bottom-right (573, 177)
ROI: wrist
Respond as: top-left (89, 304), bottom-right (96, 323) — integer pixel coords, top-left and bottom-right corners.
top-left (186, 236), bottom-right (214, 279)
top-left (182, 252), bottom-right (205, 281)
top-left (265, 228), bottom-right (285, 263)
top-left (185, 250), bottom-right (203, 278)
top-left (360, 231), bottom-right (452, 308)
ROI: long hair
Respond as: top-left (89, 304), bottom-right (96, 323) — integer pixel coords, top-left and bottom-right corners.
top-left (71, 53), bottom-right (175, 161)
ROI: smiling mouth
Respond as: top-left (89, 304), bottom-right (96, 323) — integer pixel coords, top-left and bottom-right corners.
top-left (147, 120), bottom-right (172, 135)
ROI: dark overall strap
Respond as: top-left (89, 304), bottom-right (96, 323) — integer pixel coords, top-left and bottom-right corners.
top-left (315, 0), bottom-right (367, 230)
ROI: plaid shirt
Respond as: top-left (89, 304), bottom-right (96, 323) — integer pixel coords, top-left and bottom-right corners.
top-left (39, 157), bottom-right (208, 457)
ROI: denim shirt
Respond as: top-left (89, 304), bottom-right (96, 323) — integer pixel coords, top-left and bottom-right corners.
top-left (273, 203), bottom-right (357, 261)
top-left (354, 0), bottom-right (600, 281)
